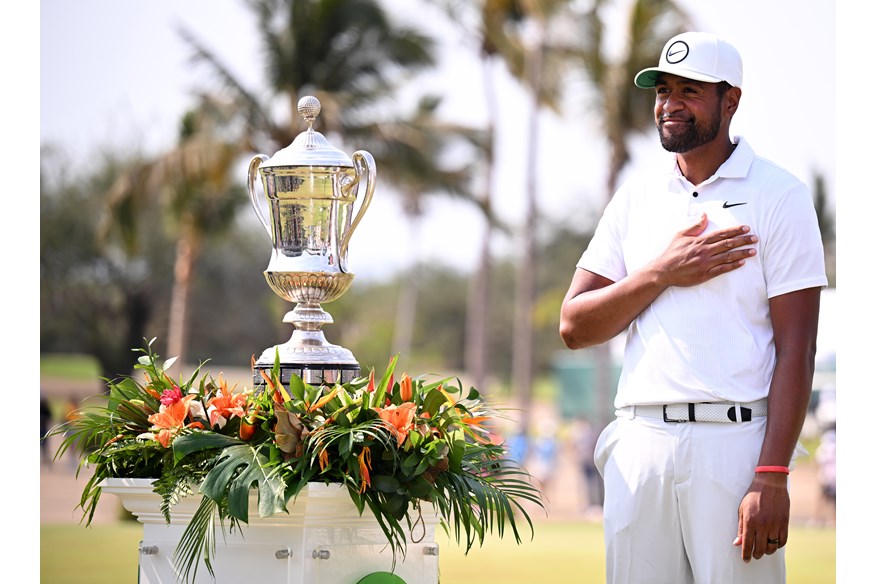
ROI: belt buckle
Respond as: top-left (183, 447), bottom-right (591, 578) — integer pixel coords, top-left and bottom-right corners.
top-left (663, 404), bottom-right (691, 423)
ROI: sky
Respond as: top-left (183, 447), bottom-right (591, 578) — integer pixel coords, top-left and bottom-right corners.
top-left (18, 1), bottom-right (875, 577)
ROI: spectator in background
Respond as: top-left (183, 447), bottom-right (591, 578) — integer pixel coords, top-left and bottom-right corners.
top-left (814, 426), bottom-right (836, 526)
top-left (529, 419), bottom-right (559, 493)
top-left (506, 430), bottom-right (529, 468)
top-left (573, 418), bottom-right (604, 517)
top-left (40, 392), bottom-right (53, 466)
top-left (62, 394), bottom-right (82, 470)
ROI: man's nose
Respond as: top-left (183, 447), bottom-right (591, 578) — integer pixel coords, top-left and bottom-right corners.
top-left (662, 92), bottom-right (684, 112)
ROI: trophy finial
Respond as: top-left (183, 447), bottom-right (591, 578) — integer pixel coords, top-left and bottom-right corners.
top-left (297, 96), bottom-right (321, 129)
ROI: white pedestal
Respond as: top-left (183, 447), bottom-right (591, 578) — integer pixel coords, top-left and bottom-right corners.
top-left (101, 478), bottom-right (440, 584)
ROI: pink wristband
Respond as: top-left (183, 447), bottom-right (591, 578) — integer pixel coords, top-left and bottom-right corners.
top-left (755, 465), bottom-right (790, 474)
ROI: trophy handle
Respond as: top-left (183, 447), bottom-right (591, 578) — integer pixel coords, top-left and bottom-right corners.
top-left (247, 154), bottom-right (272, 237)
top-left (339, 150), bottom-right (376, 260)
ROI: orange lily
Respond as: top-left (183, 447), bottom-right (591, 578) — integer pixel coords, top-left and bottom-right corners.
top-left (399, 374), bottom-right (413, 402)
top-left (206, 388), bottom-right (248, 428)
top-left (375, 402), bottom-right (417, 446)
top-left (366, 369), bottom-right (376, 393)
top-left (147, 394), bottom-right (198, 448)
top-left (357, 446), bottom-right (372, 493)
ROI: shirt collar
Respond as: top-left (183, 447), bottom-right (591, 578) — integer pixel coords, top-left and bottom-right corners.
top-left (666, 136), bottom-right (755, 183)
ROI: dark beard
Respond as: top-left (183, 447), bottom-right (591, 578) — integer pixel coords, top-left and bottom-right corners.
top-left (658, 108), bottom-right (722, 153)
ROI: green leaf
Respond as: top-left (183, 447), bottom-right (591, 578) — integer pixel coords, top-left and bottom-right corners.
top-left (172, 432), bottom-right (242, 463)
top-left (200, 444), bottom-right (286, 522)
top-left (422, 388), bottom-right (450, 417)
top-left (371, 474), bottom-right (401, 493)
top-left (380, 492), bottom-right (407, 518)
top-left (371, 355), bottom-right (399, 408)
top-left (287, 375), bottom-right (306, 401)
top-left (400, 453), bottom-right (421, 475)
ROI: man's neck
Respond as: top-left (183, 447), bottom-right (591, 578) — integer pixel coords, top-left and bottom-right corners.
top-left (676, 138), bottom-right (737, 186)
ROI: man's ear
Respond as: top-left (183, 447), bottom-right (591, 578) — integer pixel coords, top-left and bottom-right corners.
top-left (725, 86), bottom-right (742, 117)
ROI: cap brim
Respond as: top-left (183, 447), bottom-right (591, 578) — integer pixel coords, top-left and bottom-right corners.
top-left (634, 66), bottom-right (725, 88)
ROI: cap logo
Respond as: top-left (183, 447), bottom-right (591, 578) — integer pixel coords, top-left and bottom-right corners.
top-left (665, 40), bottom-right (689, 64)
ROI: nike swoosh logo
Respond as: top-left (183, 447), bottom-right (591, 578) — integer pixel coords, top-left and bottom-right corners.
top-left (668, 49), bottom-right (685, 57)
top-left (723, 202), bottom-right (747, 208)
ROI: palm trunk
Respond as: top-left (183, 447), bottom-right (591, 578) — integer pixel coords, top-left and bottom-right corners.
top-left (512, 34), bottom-right (544, 437)
top-left (392, 212), bottom-right (423, 363)
top-left (465, 54), bottom-right (500, 391)
top-left (167, 230), bottom-right (199, 367)
top-left (591, 142), bottom-right (628, 427)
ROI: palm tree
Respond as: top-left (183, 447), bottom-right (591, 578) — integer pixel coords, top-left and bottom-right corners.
top-left (361, 95), bottom-right (487, 362)
top-left (484, 0), bottom-right (573, 436)
top-left (178, 0), bottom-right (436, 156)
top-left (179, 0), bottom-right (488, 366)
top-left (576, 0), bottom-right (689, 203)
top-left (101, 96), bottom-right (248, 366)
top-left (41, 147), bottom-right (167, 382)
top-left (430, 0), bottom-right (523, 392)
top-left (434, 0), bottom-right (574, 434)
top-left (571, 0), bottom-right (689, 427)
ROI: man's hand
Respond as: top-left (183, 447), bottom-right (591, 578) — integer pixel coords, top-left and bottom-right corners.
top-left (652, 213), bottom-right (758, 287)
top-left (733, 473), bottom-right (791, 562)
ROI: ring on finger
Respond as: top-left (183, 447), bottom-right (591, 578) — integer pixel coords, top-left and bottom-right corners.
top-left (767, 537), bottom-right (780, 545)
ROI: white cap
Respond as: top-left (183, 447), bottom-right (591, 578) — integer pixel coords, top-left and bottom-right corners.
top-left (635, 32), bottom-right (743, 89)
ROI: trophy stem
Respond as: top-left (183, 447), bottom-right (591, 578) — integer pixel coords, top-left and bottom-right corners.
top-left (253, 302), bottom-right (360, 387)
top-left (284, 302), bottom-right (333, 330)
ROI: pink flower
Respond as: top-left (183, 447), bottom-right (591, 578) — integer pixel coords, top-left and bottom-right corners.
top-left (160, 386), bottom-right (184, 406)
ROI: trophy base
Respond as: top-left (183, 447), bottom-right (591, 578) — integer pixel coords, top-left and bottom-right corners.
top-left (253, 329), bottom-right (361, 386)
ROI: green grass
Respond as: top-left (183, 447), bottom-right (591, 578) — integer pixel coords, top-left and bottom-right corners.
top-left (40, 521), bottom-right (834, 583)
top-left (40, 354), bottom-right (101, 380)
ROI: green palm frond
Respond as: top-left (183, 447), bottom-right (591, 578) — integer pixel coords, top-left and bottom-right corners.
top-left (174, 495), bottom-right (222, 582)
top-left (200, 443), bottom-right (287, 521)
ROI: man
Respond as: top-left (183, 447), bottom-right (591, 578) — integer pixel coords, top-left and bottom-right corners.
top-left (559, 31), bottom-right (827, 583)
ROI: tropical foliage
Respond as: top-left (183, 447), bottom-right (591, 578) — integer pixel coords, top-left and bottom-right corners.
top-left (53, 338), bottom-right (545, 581)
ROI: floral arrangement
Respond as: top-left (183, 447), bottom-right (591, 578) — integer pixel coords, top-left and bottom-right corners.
top-left (54, 339), bottom-right (545, 581)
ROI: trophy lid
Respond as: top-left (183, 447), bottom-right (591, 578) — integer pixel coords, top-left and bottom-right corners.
top-left (260, 96), bottom-right (353, 168)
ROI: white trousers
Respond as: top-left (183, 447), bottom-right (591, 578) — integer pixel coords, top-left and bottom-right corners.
top-left (595, 415), bottom-right (793, 584)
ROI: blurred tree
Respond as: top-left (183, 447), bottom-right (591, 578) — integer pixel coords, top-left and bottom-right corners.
top-left (371, 95), bottom-right (486, 359)
top-left (573, 0), bottom-right (688, 203)
top-left (101, 96), bottom-right (248, 366)
top-left (509, 0), bottom-right (579, 435)
top-left (469, 0), bottom-right (576, 434)
top-left (40, 146), bottom-right (174, 381)
top-left (178, 0), bottom-right (435, 154)
top-left (429, 0), bottom-right (523, 393)
top-left (811, 171), bottom-right (836, 287)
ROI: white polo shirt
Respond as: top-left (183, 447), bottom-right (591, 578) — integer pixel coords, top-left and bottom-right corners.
top-left (577, 136), bottom-right (828, 407)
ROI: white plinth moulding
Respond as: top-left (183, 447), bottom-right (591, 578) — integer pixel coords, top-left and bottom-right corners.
top-left (101, 478), bottom-right (440, 584)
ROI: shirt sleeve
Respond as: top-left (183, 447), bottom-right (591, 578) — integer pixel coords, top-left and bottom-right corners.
top-left (760, 181), bottom-right (829, 298)
top-left (576, 183), bottom-right (630, 283)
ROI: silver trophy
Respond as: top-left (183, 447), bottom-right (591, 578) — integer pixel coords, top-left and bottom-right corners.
top-left (248, 96), bottom-right (376, 385)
